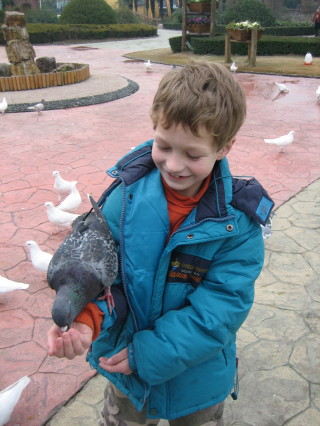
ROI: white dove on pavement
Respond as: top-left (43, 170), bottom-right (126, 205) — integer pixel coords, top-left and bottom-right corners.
top-left (0, 276), bottom-right (29, 293)
top-left (275, 82), bottom-right (289, 93)
top-left (0, 376), bottom-right (31, 426)
top-left (230, 62), bottom-right (238, 73)
top-left (0, 97), bottom-right (8, 114)
top-left (144, 60), bottom-right (152, 72)
top-left (27, 100), bottom-right (45, 114)
top-left (45, 201), bottom-right (80, 228)
top-left (25, 240), bottom-right (53, 272)
top-left (57, 181), bottom-right (82, 212)
top-left (53, 170), bottom-right (77, 201)
top-left (264, 130), bottom-right (295, 153)
top-left (316, 85), bottom-right (320, 101)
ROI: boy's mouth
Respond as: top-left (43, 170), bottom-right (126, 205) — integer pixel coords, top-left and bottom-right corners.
top-left (167, 172), bottom-right (188, 181)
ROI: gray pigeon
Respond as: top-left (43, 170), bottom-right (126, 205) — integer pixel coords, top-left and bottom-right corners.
top-left (47, 196), bottom-right (118, 330)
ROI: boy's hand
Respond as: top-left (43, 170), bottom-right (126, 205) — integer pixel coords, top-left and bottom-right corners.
top-left (99, 348), bottom-right (132, 375)
top-left (47, 322), bottom-right (93, 359)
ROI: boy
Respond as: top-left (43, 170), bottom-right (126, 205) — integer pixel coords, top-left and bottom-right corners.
top-left (48, 62), bottom-right (274, 425)
top-left (312, 6), bottom-right (320, 37)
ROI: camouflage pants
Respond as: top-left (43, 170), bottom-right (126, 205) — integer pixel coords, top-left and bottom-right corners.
top-left (99, 382), bottom-right (224, 426)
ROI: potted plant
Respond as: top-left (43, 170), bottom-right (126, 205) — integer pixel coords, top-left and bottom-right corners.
top-left (187, 0), bottom-right (219, 14)
top-left (226, 21), bottom-right (263, 41)
top-left (187, 15), bottom-right (210, 33)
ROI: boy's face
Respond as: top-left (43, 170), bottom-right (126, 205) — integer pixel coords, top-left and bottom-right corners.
top-left (152, 122), bottom-right (234, 197)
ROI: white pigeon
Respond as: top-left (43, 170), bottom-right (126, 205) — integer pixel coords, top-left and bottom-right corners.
top-left (0, 97), bottom-right (8, 114)
top-left (27, 100), bottom-right (45, 115)
top-left (316, 85), bottom-right (320, 101)
top-left (144, 60), bottom-right (153, 72)
top-left (44, 201), bottom-right (80, 228)
top-left (0, 276), bottom-right (29, 293)
top-left (264, 130), bottom-right (295, 153)
top-left (25, 240), bottom-right (53, 273)
top-left (230, 62), bottom-right (238, 73)
top-left (57, 181), bottom-right (82, 213)
top-left (274, 82), bottom-right (289, 93)
top-left (53, 170), bottom-right (77, 201)
top-left (0, 376), bottom-right (31, 426)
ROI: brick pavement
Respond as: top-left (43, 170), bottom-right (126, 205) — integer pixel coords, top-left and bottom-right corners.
top-left (0, 30), bottom-right (320, 426)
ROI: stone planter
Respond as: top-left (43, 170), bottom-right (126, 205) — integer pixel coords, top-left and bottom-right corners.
top-left (227, 29), bottom-right (263, 41)
top-left (187, 1), bottom-right (218, 12)
top-left (188, 23), bottom-right (210, 33)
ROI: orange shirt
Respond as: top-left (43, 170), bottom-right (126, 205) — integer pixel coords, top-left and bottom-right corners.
top-left (75, 174), bottom-right (212, 339)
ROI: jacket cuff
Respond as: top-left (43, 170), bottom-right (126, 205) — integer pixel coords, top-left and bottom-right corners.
top-left (127, 342), bottom-right (138, 374)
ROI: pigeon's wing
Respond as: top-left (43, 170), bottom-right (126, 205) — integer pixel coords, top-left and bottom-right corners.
top-left (47, 196), bottom-right (118, 289)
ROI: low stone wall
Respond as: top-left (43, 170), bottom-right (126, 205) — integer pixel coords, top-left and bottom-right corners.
top-left (0, 63), bottom-right (90, 91)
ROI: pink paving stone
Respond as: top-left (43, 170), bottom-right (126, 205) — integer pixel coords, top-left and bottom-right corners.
top-left (0, 309), bottom-right (34, 348)
top-left (3, 187), bottom-right (37, 204)
top-left (39, 352), bottom-right (92, 376)
top-left (0, 289), bottom-right (29, 312)
top-left (26, 287), bottom-right (55, 318)
top-left (8, 372), bottom-right (80, 426)
top-left (0, 222), bottom-right (17, 243)
top-left (0, 210), bottom-right (11, 224)
top-left (0, 245), bottom-right (26, 270)
top-left (0, 341), bottom-right (47, 388)
top-left (12, 204), bottom-right (48, 229)
top-left (5, 263), bottom-right (48, 293)
top-left (9, 228), bottom-right (50, 246)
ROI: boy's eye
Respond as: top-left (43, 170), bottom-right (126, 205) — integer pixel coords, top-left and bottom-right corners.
top-left (157, 145), bottom-right (170, 151)
top-left (187, 153), bottom-right (200, 160)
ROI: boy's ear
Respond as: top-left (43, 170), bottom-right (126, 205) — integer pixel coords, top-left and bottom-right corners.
top-left (217, 139), bottom-right (235, 160)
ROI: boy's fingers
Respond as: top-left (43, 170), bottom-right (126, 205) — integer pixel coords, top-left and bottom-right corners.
top-left (69, 329), bottom-right (86, 355)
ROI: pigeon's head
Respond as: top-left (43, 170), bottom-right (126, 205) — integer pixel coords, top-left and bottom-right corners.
top-left (52, 296), bottom-right (73, 330)
top-left (52, 171), bottom-right (60, 178)
top-left (44, 201), bottom-right (54, 209)
top-left (25, 240), bottom-right (37, 250)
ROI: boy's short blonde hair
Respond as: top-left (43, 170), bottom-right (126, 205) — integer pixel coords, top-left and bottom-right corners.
top-left (151, 61), bottom-right (246, 151)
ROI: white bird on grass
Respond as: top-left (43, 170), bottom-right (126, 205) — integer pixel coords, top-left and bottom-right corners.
top-left (0, 97), bottom-right (8, 114)
top-left (57, 181), bottom-right (82, 213)
top-left (264, 130), bottom-right (295, 153)
top-left (274, 82), bottom-right (289, 93)
top-left (230, 62), bottom-right (238, 73)
top-left (25, 240), bottom-right (53, 273)
top-left (0, 376), bottom-right (31, 426)
top-left (27, 99), bottom-right (45, 114)
top-left (0, 276), bottom-right (29, 293)
top-left (45, 201), bottom-right (80, 228)
top-left (53, 170), bottom-right (77, 201)
top-left (316, 85), bottom-right (320, 101)
top-left (144, 60), bottom-right (153, 72)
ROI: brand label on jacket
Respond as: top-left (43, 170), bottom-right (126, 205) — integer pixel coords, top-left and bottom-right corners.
top-left (167, 251), bottom-right (211, 287)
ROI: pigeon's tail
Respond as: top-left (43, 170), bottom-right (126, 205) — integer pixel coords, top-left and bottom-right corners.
top-left (264, 139), bottom-right (274, 144)
top-left (27, 106), bottom-right (36, 110)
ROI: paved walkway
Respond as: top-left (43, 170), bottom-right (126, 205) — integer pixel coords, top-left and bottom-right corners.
top-left (0, 29), bottom-right (320, 426)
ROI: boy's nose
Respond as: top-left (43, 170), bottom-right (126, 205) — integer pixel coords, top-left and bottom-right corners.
top-left (166, 153), bottom-right (184, 173)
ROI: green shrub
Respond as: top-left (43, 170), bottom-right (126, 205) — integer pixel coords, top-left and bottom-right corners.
top-left (25, 9), bottom-right (59, 23)
top-left (220, 0), bottom-right (276, 28)
top-left (59, 0), bottom-right (117, 25)
top-left (169, 34), bottom-right (320, 57)
top-left (0, 9), bottom-right (4, 24)
top-left (114, 5), bottom-right (140, 24)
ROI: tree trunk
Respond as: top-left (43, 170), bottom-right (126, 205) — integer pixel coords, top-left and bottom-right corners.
top-left (301, 0), bottom-right (313, 14)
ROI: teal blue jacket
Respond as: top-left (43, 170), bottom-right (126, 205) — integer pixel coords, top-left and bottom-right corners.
top-left (87, 141), bottom-right (274, 420)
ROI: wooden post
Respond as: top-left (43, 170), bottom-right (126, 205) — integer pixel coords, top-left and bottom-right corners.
top-left (224, 34), bottom-right (231, 63)
top-left (181, 0), bottom-right (187, 51)
top-left (250, 28), bottom-right (258, 66)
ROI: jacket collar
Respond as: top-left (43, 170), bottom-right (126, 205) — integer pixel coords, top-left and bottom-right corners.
top-left (105, 141), bottom-right (274, 225)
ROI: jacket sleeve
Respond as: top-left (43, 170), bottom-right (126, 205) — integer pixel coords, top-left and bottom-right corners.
top-left (129, 218), bottom-right (264, 385)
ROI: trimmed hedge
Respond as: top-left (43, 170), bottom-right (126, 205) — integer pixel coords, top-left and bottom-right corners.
top-left (165, 23), bottom-right (314, 36)
top-left (0, 23), bottom-right (157, 44)
top-left (169, 35), bottom-right (320, 56)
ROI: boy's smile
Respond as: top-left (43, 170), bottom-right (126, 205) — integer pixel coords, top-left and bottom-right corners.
top-left (152, 122), bottom-right (233, 197)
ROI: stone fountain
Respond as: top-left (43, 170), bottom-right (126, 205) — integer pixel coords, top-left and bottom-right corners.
top-left (0, 11), bottom-right (90, 91)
